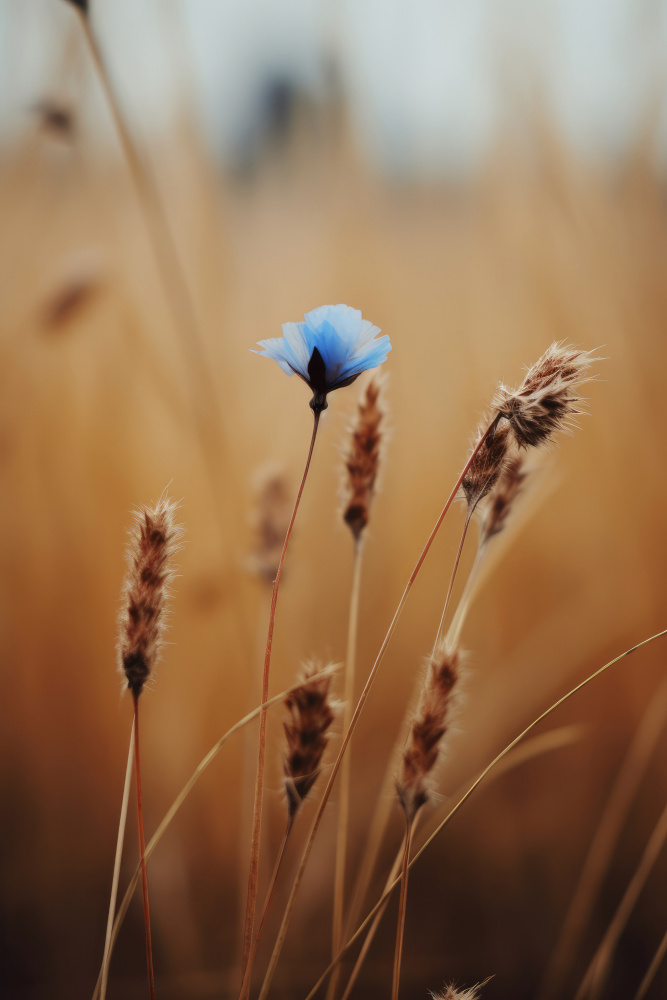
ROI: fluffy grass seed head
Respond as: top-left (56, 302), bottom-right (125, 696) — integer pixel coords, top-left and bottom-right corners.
top-left (341, 375), bottom-right (386, 540)
top-left (493, 343), bottom-right (596, 449)
top-left (253, 304), bottom-right (391, 413)
top-left (478, 454), bottom-right (527, 547)
top-left (248, 464), bottom-right (292, 583)
top-left (430, 984), bottom-right (484, 1000)
top-left (283, 665), bottom-right (337, 820)
top-left (397, 644), bottom-right (461, 823)
top-left (460, 418), bottom-right (512, 515)
top-left (117, 495), bottom-right (181, 699)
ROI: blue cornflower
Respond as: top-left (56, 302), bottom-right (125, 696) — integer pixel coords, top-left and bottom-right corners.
top-left (253, 304), bottom-right (391, 412)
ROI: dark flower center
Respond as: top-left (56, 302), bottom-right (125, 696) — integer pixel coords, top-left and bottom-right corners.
top-left (308, 347), bottom-right (329, 413)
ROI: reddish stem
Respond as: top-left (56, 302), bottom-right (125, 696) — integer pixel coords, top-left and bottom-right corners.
top-left (431, 509), bottom-right (473, 656)
top-left (133, 694), bottom-right (156, 1000)
top-left (240, 817), bottom-right (293, 999)
top-left (257, 416), bottom-right (500, 1000)
top-left (392, 812), bottom-right (414, 1000)
top-left (240, 411), bottom-right (321, 992)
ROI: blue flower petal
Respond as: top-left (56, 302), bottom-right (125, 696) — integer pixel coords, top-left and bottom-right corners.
top-left (252, 304), bottom-right (391, 406)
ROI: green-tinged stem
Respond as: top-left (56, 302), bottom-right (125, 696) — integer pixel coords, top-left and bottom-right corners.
top-left (133, 695), bottom-right (155, 1000)
top-left (391, 813), bottom-right (415, 1000)
top-left (100, 723), bottom-right (135, 1000)
top-left (301, 629), bottom-right (667, 1000)
top-left (327, 537), bottom-right (365, 1000)
top-left (239, 817), bottom-right (293, 1000)
top-left (257, 418), bottom-right (499, 1000)
top-left (241, 412), bottom-right (321, 991)
top-left (91, 665), bottom-right (341, 1000)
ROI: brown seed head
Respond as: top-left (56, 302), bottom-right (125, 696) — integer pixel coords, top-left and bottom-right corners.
top-left (460, 418), bottom-right (512, 514)
top-left (341, 376), bottom-right (385, 539)
top-left (117, 495), bottom-right (181, 699)
top-left (493, 343), bottom-right (596, 449)
top-left (478, 455), bottom-right (527, 547)
top-left (248, 464), bottom-right (292, 583)
top-left (283, 665), bottom-right (336, 819)
top-left (430, 984), bottom-right (483, 1000)
top-left (397, 645), bottom-right (461, 822)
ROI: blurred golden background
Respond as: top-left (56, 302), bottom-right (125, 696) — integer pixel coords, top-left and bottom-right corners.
top-left (2, 2), bottom-right (667, 998)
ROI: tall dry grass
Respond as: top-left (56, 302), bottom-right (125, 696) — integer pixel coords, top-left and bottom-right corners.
top-left (1, 36), bottom-right (667, 999)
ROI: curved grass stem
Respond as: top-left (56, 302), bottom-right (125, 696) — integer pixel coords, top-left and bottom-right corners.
top-left (91, 665), bottom-right (341, 1000)
top-left (133, 695), bottom-right (155, 1000)
top-left (327, 537), bottom-right (365, 1000)
top-left (301, 629), bottom-right (667, 1000)
top-left (240, 817), bottom-right (294, 1000)
top-left (241, 412), bottom-right (321, 988)
top-left (391, 813), bottom-right (415, 1000)
top-left (256, 418), bottom-right (499, 1000)
top-left (100, 722), bottom-right (135, 1000)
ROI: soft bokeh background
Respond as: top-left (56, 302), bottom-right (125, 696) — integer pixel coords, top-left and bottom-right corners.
top-left (2, 1), bottom-right (667, 998)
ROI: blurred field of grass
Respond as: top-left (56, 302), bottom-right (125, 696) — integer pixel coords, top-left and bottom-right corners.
top-left (1, 83), bottom-right (667, 999)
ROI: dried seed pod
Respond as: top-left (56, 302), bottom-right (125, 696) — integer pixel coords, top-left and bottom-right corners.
top-left (478, 455), bottom-right (527, 547)
top-left (397, 644), bottom-right (461, 822)
top-left (283, 665), bottom-right (336, 819)
top-left (430, 984), bottom-right (484, 1000)
top-left (341, 376), bottom-right (386, 540)
top-left (460, 418), bottom-right (512, 514)
top-left (493, 343), bottom-right (596, 449)
top-left (117, 495), bottom-right (180, 698)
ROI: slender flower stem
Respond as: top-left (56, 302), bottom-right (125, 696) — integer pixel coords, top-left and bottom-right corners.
top-left (343, 513), bottom-right (477, 951)
top-left (391, 813), bottom-right (415, 1000)
top-left (241, 412), bottom-right (321, 989)
top-left (432, 511), bottom-right (473, 655)
top-left (91, 666), bottom-right (341, 1000)
top-left (301, 629), bottom-right (667, 1000)
top-left (257, 418), bottom-right (499, 1000)
top-left (100, 723), bottom-right (135, 1000)
top-left (240, 817), bottom-right (294, 1000)
top-left (327, 537), bottom-right (365, 1000)
top-left (133, 695), bottom-right (155, 1000)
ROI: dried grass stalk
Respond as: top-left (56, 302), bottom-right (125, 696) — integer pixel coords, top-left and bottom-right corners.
top-left (341, 376), bottom-right (385, 539)
top-left (478, 454), bottom-right (527, 547)
top-left (284, 666), bottom-right (337, 819)
top-left (248, 464), bottom-right (292, 583)
top-left (117, 495), bottom-right (180, 698)
top-left (397, 644), bottom-right (461, 823)
top-left (460, 418), bottom-right (512, 513)
top-left (493, 343), bottom-right (596, 448)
